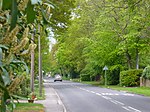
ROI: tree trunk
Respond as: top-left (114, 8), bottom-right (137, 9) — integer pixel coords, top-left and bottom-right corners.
top-left (135, 48), bottom-right (139, 69)
top-left (125, 50), bottom-right (132, 69)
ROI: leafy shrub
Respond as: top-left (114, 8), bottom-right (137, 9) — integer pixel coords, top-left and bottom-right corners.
top-left (142, 66), bottom-right (150, 79)
top-left (120, 69), bottom-right (143, 87)
top-left (108, 65), bottom-right (123, 85)
top-left (80, 74), bottom-right (90, 81)
top-left (90, 75), bottom-right (95, 81)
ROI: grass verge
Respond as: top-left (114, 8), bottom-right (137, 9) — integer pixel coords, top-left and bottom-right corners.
top-left (105, 86), bottom-right (150, 96)
top-left (13, 103), bottom-right (44, 112)
top-left (34, 80), bottom-right (45, 100)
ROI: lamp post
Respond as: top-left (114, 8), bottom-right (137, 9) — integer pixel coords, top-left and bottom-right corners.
top-left (103, 65), bottom-right (108, 86)
top-left (30, 28), bottom-right (36, 92)
top-left (38, 24), bottom-right (42, 97)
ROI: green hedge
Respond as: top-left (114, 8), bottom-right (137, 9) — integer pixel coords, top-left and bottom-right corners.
top-left (80, 74), bottom-right (91, 81)
top-left (120, 69), bottom-right (143, 87)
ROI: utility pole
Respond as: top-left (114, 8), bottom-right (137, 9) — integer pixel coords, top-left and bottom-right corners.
top-left (38, 24), bottom-right (42, 97)
top-left (30, 32), bottom-right (35, 92)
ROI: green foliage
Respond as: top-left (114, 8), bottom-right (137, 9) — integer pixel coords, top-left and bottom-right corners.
top-left (48, 0), bottom-right (150, 86)
top-left (80, 74), bottom-right (90, 81)
top-left (107, 65), bottom-right (123, 85)
top-left (142, 66), bottom-right (150, 79)
top-left (26, 1), bottom-right (36, 23)
top-left (120, 69), bottom-right (143, 87)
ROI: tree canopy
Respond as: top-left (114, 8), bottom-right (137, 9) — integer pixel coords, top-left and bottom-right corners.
top-left (50, 0), bottom-right (150, 80)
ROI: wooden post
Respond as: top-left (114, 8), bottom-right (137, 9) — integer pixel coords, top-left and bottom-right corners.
top-left (38, 24), bottom-right (42, 97)
top-left (30, 33), bottom-right (35, 92)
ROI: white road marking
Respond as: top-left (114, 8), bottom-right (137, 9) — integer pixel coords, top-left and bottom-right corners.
top-left (128, 106), bottom-right (141, 112)
top-left (102, 96), bottom-right (111, 100)
top-left (96, 93), bottom-right (102, 96)
top-left (122, 106), bottom-right (132, 111)
top-left (73, 86), bottom-right (141, 112)
top-left (123, 93), bottom-right (134, 96)
top-left (86, 90), bottom-right (90, 92)
top-left (113, 100), bottom-right (124, 105)
top-left (110, 100), bottom-right (118, 104)
top-left (90, 91), bottom-right (96, 94)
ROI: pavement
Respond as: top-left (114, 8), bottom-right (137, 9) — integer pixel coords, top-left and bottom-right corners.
top-left (35, 79), bottom-right (66, 112)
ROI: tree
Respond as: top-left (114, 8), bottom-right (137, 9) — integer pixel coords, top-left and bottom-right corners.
top-left (51, 0), bottom-right (150, 84)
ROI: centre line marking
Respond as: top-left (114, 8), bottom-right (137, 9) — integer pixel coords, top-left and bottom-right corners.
top-left (96, 93), bottom-right (102, 96)
top-left (75, 86), bottom-right (141, 112)
top-left (110, 100), bottom-right (118, 104)
top-left (113, 100), bottom-right (124, 105)
top-left (128, 106), bottom-right (141, 112)
top-left (90, 91), bottom-right (95, 94)
top-left (122, 106), bottom-right (131, 111)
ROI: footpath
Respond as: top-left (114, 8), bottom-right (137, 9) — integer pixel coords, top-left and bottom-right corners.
top-left (35, 79), bottom-right (66, 112)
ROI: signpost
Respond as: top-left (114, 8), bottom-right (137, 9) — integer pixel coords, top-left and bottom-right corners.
top-left (103, 66), bottom-right (108, 86)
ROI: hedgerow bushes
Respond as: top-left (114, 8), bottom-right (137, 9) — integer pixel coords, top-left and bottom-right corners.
top-left (120, 69), bottom-right (143, 87)
top-left (80, 74), bottom-right (91, 81)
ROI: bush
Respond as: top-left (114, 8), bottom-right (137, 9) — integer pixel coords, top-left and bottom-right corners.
top-left (120, 69), bottom-right (143, 87)
top-left (108, 65), bottom-right (123, 85)
top-left (80, 74), bottom-right (91, 81)
top-left (142, 66), bottom-right (150, 79)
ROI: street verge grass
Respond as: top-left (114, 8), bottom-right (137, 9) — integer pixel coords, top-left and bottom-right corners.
top-left (104, 86), bottom-right (150, 96)
top-left (80, 81), bottom-right (150, 97)
top-left (34, 80), bottom-right (45, 100)
top-left (14, 103), bottom-right (44, 112)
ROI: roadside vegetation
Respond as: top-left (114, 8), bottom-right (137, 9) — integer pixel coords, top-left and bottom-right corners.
top-left (0, 0), bottom-right (150, 111)
top-left (49, 0), bottom-right (150, 97)
top-left (0, 0), bottom-right (75, 111)
top-left (13, 103), bottom-right (44, 112)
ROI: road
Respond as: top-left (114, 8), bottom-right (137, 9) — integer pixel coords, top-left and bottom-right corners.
top-left (49, 79), bottom-right (150, 112)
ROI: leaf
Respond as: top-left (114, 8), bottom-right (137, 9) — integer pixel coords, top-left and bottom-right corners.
top-left (0, 87), bottom-right (10, 112)
top-left (12, 95), bottom-right (28, 100)
top-left (10, 96), bottom-right (16, 110)
top-left (2, 0), bottom-right (12, 10)
top-left (40, 4), bottom-right (50, 24)
top-left (26, 1), bottom-right (36, 23)
top-left (43, 3), bottom-right (55, 9)
top-left (1, 67), bottom-right (11, 86)
top-left (10, 0), bottom-right (18, 31)
top-left (10, 60), bottom-right (29, 74)
top-left (0, 44), bottom-right (9, 50)
top-left (1, 93), bottom-right (7, 112)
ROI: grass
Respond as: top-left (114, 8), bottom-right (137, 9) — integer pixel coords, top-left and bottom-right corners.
top-left (34, 80), bottom-right (45, 100)
top-left (105, 86), bottom-right (150, 96)
top-left (13, 103), bottom-right (44, 112)
top-left (80, 81), bottom-right (150, 97)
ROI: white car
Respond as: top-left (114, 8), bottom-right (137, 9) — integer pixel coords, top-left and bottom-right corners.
top-left (54, 74), bottom-right (62, 82)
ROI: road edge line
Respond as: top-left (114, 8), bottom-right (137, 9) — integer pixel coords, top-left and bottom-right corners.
top-left (54, 89), bottom-right (67, 112)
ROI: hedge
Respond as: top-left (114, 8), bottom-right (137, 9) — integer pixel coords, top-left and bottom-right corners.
top-left (80, 74), bottom-right (91, 81)
top-left (120, 69), bottom-right (143, 87)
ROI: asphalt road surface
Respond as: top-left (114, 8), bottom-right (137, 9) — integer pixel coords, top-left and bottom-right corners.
top-left (49, 79), bottom-right (150, 112)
